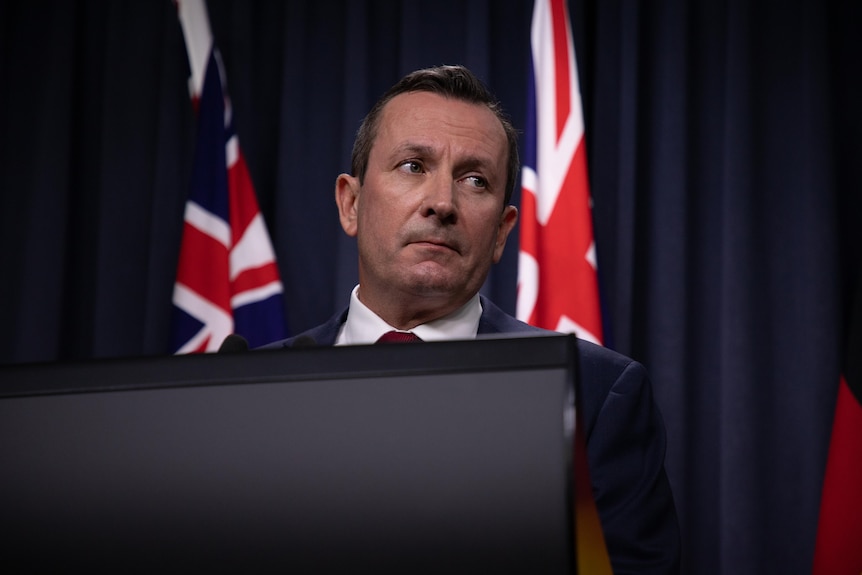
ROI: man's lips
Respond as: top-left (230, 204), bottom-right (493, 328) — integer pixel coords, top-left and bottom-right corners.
top-left (408, 237), bottom-right (460, 253)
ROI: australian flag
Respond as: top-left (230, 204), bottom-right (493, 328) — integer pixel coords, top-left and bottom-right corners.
top-left (516, 0), bottom-right (603, 346)
top-left (517, 1), bottom-right (611, 573)
top-left (171, 2), bottom-right (286, 353)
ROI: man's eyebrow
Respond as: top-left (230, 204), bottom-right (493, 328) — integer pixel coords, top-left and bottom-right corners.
top-left (389, 142), bottom-right (501, 184)
top-left (391, 142), bottom-right (496, 165)
top-left (390, 142), bottom-right (436, 158)
top-left (457, 155), bottom-right (495, 172)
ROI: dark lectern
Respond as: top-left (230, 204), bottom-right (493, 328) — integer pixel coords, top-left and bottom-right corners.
top-left (0, 335), bottom-right (577, 573)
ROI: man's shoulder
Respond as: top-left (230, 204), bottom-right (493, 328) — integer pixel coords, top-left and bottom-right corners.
top-left (477, 296), bottom-right (643, 386)
top-left (477, 296), bottom-right (550, 335)
top-left (257, 308), bottom-right (348, 349)
top-left (576, 337), bottom-right (643, 376)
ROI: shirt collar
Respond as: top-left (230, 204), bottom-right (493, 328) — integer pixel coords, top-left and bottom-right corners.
top-left (336, 285), bottom-right (482, 345)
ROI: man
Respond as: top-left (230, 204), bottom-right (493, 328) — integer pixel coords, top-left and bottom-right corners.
top-left (263, 65), bottom-right (680, 572)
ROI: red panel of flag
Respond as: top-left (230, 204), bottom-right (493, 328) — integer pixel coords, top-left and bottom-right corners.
top-left (813, 277), bottom-right (862, 574)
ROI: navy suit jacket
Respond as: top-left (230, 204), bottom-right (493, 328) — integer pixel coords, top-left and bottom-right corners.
top-left (263, 296), bottom-right (680, 573)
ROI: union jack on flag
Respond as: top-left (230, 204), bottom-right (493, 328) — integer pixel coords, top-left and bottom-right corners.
top-left (517, 0), bottom-right (603, 346)
top-left (171, 0), bottom-right (287, 353)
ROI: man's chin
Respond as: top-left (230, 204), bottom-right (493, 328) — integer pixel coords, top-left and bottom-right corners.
top-left (399, 269), bottom-right (459, 297)
top-left (402, 265), bottom-right (485, 300)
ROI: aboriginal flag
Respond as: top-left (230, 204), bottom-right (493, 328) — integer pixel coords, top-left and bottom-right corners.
top-left (812, 275), bottom-right (862, 574)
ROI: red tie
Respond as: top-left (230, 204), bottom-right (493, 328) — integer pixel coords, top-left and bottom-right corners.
top-left (376, 330), bottom-right (423, 343)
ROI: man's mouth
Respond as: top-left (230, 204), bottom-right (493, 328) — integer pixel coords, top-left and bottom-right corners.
top-left (410, 237), bottom-right (459, 254)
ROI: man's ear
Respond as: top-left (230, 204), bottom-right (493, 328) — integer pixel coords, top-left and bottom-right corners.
top-left (335, 173), bottom-right (360, 237)
top-left (492, 205), bottom-right (519, 263)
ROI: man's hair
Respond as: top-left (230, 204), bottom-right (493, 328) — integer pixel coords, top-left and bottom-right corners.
top-left (351, 65), bottom-right (520, 205)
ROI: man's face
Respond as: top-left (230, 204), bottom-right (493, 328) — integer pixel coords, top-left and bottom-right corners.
top-left (336, 91), bottom-right (518, 324)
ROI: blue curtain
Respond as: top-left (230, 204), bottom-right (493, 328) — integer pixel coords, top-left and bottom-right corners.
top-left (1, 1), bottom-right (859, 573)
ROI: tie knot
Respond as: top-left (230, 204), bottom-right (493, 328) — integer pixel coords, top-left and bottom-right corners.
top-left (376, 330), bottom-right (423, 344)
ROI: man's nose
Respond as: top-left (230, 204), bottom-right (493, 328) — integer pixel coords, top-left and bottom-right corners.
top-left (421, 174), bottom-right (457, 223)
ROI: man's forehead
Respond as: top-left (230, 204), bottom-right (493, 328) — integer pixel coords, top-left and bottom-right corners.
top-left (374, 91), bottom-right (507, 160)
top-left (379, 91), bottom-right (501, 127)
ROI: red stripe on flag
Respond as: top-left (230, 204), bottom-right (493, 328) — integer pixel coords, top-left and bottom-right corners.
top-left (519, 185), bottom-right (540, 258)
top-left (550, 0), bottom-right (571, 141)
top-left (228, 150), bottom-right (262, 241)
top-left (175, 222), bottom-right (231, 312)
top-left (191, 335), bottom-right (211, 354)
top-left (232, 262), bottom-right (282, 296)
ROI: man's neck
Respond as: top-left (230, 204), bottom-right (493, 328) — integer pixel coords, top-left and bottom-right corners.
top-left (337, 286), bottom-right (482, 346)
top-left (357, 287), bottom-right (471, 331)
top-left (357, 284), bottom-right (470, 331)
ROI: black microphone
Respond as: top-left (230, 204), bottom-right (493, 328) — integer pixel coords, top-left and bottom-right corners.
top-left (218, 333), bottom-right (250, 353)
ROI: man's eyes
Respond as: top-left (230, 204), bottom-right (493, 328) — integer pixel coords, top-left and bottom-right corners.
top-left (463, 175), bottom-right (487, 189)
top-left (398, 160), bottom-right (424, 174)
top-left (396, 161), bottom-right (488, 189)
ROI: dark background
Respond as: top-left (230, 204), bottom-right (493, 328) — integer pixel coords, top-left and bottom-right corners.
top-left (1, 1), bottom-right (859, 573)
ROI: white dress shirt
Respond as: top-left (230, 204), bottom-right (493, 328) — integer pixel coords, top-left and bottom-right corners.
top-left (335, 285), bottom-right (482, 345)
